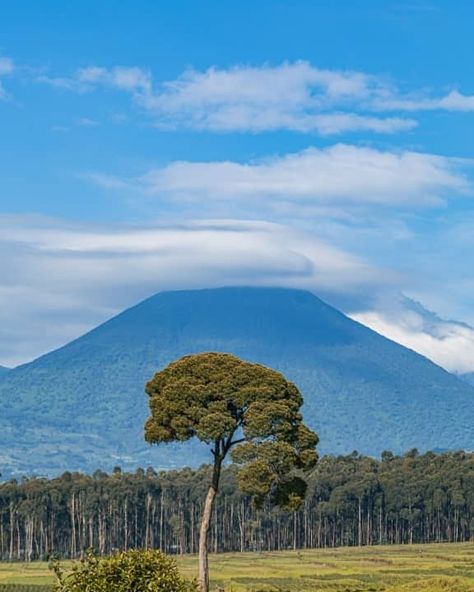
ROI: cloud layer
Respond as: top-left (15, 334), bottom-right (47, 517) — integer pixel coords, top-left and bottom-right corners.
top-left (0, 215), bottom-right (387, 367)
top-left (4, 212), bottom-right (473, 373)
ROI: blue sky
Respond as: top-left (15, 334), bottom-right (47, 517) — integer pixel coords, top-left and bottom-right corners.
top-left (1, 0), bottom-right (474, 370)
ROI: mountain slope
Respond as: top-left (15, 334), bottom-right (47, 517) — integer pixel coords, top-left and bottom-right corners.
top-left (461, 372), bottom-right (474, 386)
top-left (0, 366), bottom-right (9, 375)
top-left (1, 286), bottom-right (473, 477)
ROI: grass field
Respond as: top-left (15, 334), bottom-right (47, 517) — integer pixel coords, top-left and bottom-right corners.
top-left (0, 543), bottom-right (474, 591)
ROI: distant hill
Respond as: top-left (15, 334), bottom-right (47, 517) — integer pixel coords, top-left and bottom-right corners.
top-left (1, 286), bottom-right (473, 477)
top-left (0, 366), bottom-right (9, 375)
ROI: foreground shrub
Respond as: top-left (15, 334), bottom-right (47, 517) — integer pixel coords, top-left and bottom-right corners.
top-left (51, 549), bottom-right (195, 592)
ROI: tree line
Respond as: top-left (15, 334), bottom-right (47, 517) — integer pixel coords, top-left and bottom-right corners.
top-left (0, 449), bottom-right (473, 561)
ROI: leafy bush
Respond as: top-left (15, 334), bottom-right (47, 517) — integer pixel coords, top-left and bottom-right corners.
top-left (51, 549), bottom-right (195, 592)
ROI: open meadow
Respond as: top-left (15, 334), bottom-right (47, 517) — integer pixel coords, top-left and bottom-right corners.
top-left (0, 543), bottom-right (473, 592)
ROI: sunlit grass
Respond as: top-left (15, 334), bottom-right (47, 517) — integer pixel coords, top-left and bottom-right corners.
top-left (0, 543), bottom-right (473, 591)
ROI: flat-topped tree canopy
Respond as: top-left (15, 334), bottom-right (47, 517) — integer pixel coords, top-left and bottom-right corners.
top-left (145, 351), bottom-right (318, 474)
top-left (144, 352), bottom-right (318, 592)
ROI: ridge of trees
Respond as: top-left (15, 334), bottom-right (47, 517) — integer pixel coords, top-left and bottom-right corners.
top-left (0, 449), bottom-right (473, 561)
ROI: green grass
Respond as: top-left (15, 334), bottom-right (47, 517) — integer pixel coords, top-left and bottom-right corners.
top-left (0, 587), bottom-right (51, 592)
top-left (1, 543), bottom-right (474, 591)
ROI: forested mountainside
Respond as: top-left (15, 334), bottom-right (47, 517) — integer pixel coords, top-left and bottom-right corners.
top-left (461, 372), bottom-right (474, 385)
top-left (1, 287), bottom-right (474, 478)
top-left (1, 451), bottom-right (473, 561)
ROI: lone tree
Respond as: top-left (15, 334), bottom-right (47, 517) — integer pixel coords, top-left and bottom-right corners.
top-left (145, 352), bottom-right (318, 592)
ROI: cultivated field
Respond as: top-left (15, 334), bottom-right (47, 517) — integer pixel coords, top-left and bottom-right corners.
top-left (0, 543), bottom-right (474, 591)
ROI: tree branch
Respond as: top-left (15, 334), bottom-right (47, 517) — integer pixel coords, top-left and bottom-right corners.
top-left (228, 437), bottom-right (246, 448)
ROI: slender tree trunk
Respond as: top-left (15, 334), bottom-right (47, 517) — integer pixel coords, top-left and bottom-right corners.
top-left (198, 448), bottom-right (222, 592)
top-left (358, 497), bottom-right (362, 547)
top-left (159, 490), bottom-right (164, 552)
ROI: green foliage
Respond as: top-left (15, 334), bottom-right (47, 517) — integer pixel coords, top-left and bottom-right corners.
top-left (51, 549), bottom-right (195, 592)
top-left (271, 475), bottom-right (308, 510)
top-left (145, 352), bottom-right (318, 508)
top-left (145, 353), bottom-right (303, 444)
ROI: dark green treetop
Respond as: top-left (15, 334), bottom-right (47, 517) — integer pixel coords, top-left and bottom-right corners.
top-left (145, 352), bottom-right (318, 509)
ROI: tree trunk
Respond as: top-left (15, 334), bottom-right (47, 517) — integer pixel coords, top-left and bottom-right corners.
top-left (198, 449), bottom-right (222, 592)
top-left (358, 496), bottom-right (362, 547)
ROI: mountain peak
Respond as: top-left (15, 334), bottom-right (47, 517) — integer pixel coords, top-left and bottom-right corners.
top-left (1, 286), bottom-right (473, 477)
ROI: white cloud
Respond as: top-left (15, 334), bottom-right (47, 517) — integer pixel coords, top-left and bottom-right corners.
top-left (0, 57), bottom-right (13, 76)
top-left (89, 145), bottom-right (470, 209)
top-left (438, 91), bottom-right (474, 111)
top-left (142, 62), bottom-right (372, 110)
top-left (149, 65), bottom-right (474, 119)
top-left (287, 113), bottom-right (417, 135)
top-left (37, 60), bottom-right (474, 133)
top-left (0, 215), bottom-right (388, 366)
top-left (77, 65), bottom-right (152, 93)
top-left (0, 56), bottom-right (14, 100)
top-left (39, 65), bottom-right (152, 94)
top-left (139, 62), bottom-right (412, 134)
top-left (373, 90), bottom-right (474, 112)
top-left (351, 296), bottom-right (474, 373)
top-left (38, 61), bottom-right (417, 135)
top-left (77, 117), bottom-right (100, 127)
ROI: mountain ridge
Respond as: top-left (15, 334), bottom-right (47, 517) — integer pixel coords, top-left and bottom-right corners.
top-left (1, 286), bottom-right (473, 477)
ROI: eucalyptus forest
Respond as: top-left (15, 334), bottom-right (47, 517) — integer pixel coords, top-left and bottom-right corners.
top-left (1, 449), bottom-right (472, 562)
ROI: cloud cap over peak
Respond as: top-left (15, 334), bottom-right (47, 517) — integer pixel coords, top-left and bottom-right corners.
top-left (0, 215), bottom-right (389, 367)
